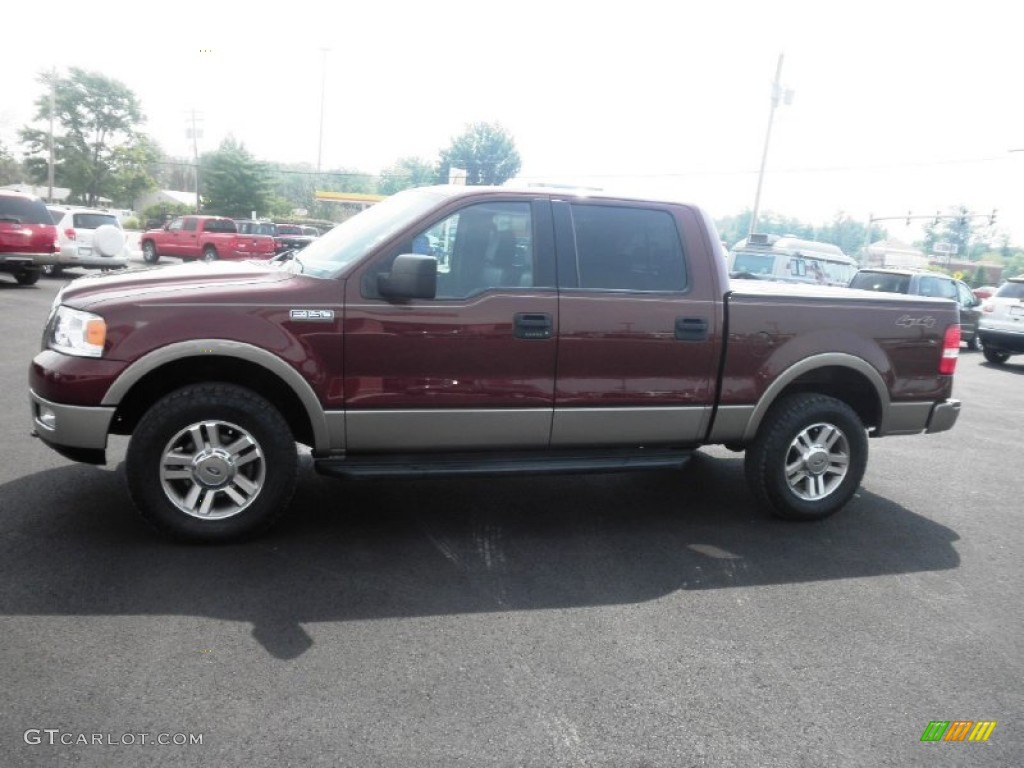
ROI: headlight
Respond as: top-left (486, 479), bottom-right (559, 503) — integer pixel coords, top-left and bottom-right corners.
top-left (49, 306), bottom-right (107, 358)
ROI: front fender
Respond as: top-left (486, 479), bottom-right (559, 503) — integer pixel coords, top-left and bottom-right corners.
top-left (101, 339), bottom-right (334, 452)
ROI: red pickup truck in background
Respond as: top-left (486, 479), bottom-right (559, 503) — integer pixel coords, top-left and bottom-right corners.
top-left (140, 215), bottom-right (276, 263)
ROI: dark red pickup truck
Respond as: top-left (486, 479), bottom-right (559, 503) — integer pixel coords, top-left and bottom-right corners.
top-left (140, 215), bottom-right (275, 263)
top-left (29, 186), bottom-right (961, 542)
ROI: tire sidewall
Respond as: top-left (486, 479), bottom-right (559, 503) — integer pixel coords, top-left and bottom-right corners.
top-left (126, 384), bottom-right (297, 542)
top-left (749, 395), bottom-right (868, 521)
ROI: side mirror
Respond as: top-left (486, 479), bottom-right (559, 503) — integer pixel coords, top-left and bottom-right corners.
top-left (378, 254), bottom-right (437, 300)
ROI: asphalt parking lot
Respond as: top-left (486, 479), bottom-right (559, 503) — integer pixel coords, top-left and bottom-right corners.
top-left (1, 275), bottom-right (1022, 767)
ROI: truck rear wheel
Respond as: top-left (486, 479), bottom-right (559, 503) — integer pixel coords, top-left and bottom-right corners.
top-left (202, 245), bottom-right (219, 262)
top-left (744, 393), bottom-right (867, 521)
top-left (15, 269), bottom-right (41, 286)
top-left (126, 383), bottom-right (298, 542)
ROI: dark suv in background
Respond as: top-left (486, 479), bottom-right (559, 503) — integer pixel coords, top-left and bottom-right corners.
top-left (0, 190), bottom-right (60, 286)
top-left (849, 268), bottom-right (983, 349)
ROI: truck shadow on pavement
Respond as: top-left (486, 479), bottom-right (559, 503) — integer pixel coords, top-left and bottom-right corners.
top-left (0, 453), bottom-right (960, 659)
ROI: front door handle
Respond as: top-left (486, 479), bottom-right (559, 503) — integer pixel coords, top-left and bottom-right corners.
top-left (514, 312), bottom-right (553, 340)
top-left (675, 316), bottom-right (709, 341)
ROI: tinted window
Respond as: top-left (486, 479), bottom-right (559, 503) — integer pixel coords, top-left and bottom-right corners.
top-left (72, 213), bottom-right (119, 230)
top-left (571, 204), bottom-right (686, 291)
top-left (168, 219), bottom-right (184, 231)
top-left (182, 219), bottom-right (198, 232)
top-left (918, 275), bottom-right (956, 299)
top-left (0, 194), bottom-right (52, 225)
top-left (849, 272), bottom-right (911, 292)
top-left (995, 281), bottom-right (1024, 299)
top-left (277, 225), bottom-right (302, 235)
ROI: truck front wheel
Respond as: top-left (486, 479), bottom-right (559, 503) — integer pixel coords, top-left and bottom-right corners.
top-left (744, 394), bottom-right (867, 521)
top-left (142, 241), bottom-right (159, 264)
top-left (126, 383), bottom-right (298, 542)
top-left (202, 246), bottom-right (218, 262)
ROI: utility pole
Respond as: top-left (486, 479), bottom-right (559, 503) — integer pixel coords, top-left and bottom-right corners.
top-left (749, 53), bottom-right (793, 237)
top-left (317, 48), bottom-right (330, 177)
top-left (47, 68), bottom-right (56, 204)
top-left (187, 110), bottom-right (203, 213)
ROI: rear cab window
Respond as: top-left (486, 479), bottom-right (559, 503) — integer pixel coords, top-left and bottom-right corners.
top-left (849, 272), bottom-right (911, 293)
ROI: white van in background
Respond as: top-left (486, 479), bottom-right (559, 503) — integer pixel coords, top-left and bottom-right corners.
top-left (727, 233), bottom-right (857, 287)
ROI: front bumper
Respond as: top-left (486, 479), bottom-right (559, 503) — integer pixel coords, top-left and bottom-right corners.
top-left (29, 389), bottom-right (114, 464)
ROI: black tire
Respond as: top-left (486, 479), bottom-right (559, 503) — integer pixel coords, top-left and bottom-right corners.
top-left (744, 393), bottom-right (867, 521)
top-left (202, 245), bottom-right (218, 262)
top-left (983, 347), bottom-right (1010, 365)
top-left (15, 269), bottom-right (41, 286)
top-left (967, 333), bottom-right (980, 351)
top-left (142, 241), bottom-right (159, 264)
top-left (126, 383), bottom-right (298, 543)
top-left (42, 264), bottom-right (64, 278)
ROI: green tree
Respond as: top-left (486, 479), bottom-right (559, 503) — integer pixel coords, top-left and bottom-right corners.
top-left (377, 156), bottom-right (436, 195)
top-left (199, 136), bottom-right (273, 217)
top-left (269, 162), bottom-right (317, 212)
top-left (19, 68), bottom-right (151, 205)
top-left (918, 206), bottom-right (991, 261)
top-left (0, 141), bottom-right (25, 185)
top-left (107, 134), bottom-right (163, 208)
top-left (817, 212), bottom-right (886, 259)
top-left (437, 122), bottom-right (521, 186)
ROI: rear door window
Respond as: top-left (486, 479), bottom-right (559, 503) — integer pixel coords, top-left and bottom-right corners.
top-left (570, 204), bottom-right (686, 291)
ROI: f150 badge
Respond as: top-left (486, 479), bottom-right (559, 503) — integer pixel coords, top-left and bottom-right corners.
top-left (895, 314), bottom-right (936, 328)
top-left (289, 309), bottom-right (335, 321)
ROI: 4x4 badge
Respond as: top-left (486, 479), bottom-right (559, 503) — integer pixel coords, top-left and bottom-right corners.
top-left (895, 314), bottom-right (936, 328)
top-left (289, 309), bottom-right (335, 321)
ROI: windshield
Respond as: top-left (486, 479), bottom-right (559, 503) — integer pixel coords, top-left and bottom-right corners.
top-left (821, 260), bottom-right (857, 285)
top-left (730, 251), bottom-right (774, 276)
top-left (294, 187), bottom-right (455, 278)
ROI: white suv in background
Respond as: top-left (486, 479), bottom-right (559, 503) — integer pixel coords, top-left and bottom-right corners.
top-left (45, 206), bottom-right (129, 275)
top-left (978, 276), bottom-right (1024, 365)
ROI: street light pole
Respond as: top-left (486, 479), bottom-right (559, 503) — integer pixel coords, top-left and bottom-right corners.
top-left (317, 48), bottom-right (330, 177)
top-left (749, 53), bottom-right (787, 237)
top-left (47, 67), bottom-right (56, 204)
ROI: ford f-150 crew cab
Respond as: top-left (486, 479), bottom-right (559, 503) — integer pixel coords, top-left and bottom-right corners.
top-left (29, 185), bottom-right (962, 542)
top-left (140, 215), bottom-right (276, 263)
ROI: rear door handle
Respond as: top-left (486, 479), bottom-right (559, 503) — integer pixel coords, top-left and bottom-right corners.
top-left (514, 312), bottom-right (553, 340)
top-left (675, 317), bottom-right (709, 341)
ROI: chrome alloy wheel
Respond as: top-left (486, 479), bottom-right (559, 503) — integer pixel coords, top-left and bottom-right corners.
top-left (159, 420), bottom-right (266, 519)
top-left (783, 422), bottom-right (850, 501)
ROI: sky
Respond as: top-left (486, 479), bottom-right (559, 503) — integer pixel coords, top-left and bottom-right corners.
top-left (3, 0), bottom-right (1022, 247)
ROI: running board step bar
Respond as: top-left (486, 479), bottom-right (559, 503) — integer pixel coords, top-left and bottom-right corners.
top-left (314, 449), bottom-right (693, 480)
